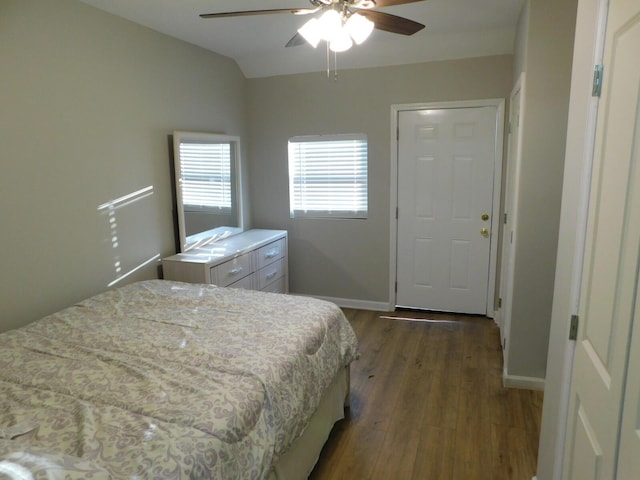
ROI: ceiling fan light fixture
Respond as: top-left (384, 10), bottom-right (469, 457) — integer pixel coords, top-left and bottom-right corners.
top-left (317, 9), bottom-right (343, 42)
top-left (298, 17), bottom-right (322, 47)
top-left (329, 26), bottom-right (354, 52)
top-left (345, 13), bottom-right (374, 45)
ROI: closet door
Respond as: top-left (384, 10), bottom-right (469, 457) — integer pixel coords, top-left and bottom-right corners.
top-left (563, 0), bottom-right (640, 477)
top-left (617, 281), bottom-right (640, 478)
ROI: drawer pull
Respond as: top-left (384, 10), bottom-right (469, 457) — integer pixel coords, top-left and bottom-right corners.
top-left (229, 267), bottom-right (243, 275)
top-left (264, 249), bottom-right (279, 259)
top-left (265, 270), bottom-right (278, 280)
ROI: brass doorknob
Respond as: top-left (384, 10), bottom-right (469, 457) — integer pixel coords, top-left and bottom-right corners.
top-left (482, 213), bottom-right (490, 221)
top-left (481, 227), bottom-right (490, 237)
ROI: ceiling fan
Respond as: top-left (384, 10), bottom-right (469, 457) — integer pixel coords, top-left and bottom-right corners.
top-left (200, 0), bottom-right (426, 51)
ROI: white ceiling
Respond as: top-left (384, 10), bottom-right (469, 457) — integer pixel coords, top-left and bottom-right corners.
top-left (79, 0), bottom-right (525, 78)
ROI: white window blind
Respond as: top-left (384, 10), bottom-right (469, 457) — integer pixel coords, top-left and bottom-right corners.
top-left (179, 142), bottom-right (232, 212)
top-left (288, 134), bottom-right (368, 218)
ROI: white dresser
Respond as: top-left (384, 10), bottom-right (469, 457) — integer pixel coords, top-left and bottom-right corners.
top-left (162, 229), bottom-right (288, 293)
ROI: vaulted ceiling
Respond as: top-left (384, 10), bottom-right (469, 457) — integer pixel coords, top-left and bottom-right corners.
top-left (79, 0), bottom-right (525, 78)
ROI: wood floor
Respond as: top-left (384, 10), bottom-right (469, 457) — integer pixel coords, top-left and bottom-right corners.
top-left (309, 309), bottom-right (544, 480)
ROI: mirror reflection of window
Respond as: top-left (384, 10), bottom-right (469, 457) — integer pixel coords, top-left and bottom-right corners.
top-left (172, 132), bottom-right (243, 252)
top-left (179, 142), bottom-right (233, 215)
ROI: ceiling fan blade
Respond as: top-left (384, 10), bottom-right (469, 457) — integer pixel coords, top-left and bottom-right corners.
top-left (358, 10), bottom-right (425, 35)
top-left (285, 32), bottom-right (307, 48)
top-left (200, 8), bottom-right (317, 19)
top-left (369, 0), bottom-right (426, 7)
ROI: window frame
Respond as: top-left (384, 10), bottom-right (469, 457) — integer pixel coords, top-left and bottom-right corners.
top-left (288, 133), bottom-right (368, 219)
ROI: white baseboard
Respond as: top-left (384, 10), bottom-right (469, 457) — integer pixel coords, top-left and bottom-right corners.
top-left (503, 369), bottom-right (546, 391)
top-left (294, 293), bottom-right (389, 312)
top-left (292, 294), bottom-right (506, 317)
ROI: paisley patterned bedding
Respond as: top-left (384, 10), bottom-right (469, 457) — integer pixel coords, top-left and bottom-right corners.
top-left (0, 280), bottom-right (358, 479)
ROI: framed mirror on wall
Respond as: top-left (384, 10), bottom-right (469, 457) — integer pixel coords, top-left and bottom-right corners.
top-left (172, 131), bottom-right (244, 252)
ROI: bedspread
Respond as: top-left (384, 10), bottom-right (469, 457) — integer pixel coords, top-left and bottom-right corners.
top-left (0, 280), bottom-right (358, 479)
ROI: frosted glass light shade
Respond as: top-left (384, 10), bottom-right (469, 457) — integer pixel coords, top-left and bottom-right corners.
top-left (298, 9), bottom-right (374, 51)
top-left (345, 13), bottom-right (374, 44)
top-left (318, 9), bottom-right (343, 42)
top-left (298, 17), bottom-right (321, 48)
top-left (329, 26), bottom-right (353, 52)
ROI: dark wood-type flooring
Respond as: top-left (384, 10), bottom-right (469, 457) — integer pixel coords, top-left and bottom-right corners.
top-left (309, 308), bottom-right (544, 480)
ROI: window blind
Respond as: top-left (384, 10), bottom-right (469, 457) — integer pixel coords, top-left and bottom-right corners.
top-left (179, 142), bottom-right (232, 212)
top-left (288, 134), bottom-right (368, 218)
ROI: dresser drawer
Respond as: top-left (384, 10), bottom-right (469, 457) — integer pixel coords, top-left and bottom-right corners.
top-left (257, 258), bottom-right (285, 290)
top-left (257, 238), bottom-right (285, 269)
top-left (261, 276), bottom-right (286, 294)
top-left (227, 272), bottom-right (255, 290)
top-left (211, 253), bottom-right (251, 287)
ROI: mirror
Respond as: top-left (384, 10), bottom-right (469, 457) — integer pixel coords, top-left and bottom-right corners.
top-left (173, 131), bottom-right (243, 252)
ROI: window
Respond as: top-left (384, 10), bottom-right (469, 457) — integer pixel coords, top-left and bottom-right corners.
top-left (178, 141), bottom-right (233, 213)
top-left (288, 134), bottom-right (368, 218)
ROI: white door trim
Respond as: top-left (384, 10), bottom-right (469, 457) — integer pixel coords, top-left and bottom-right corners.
top-left (500, 75), bottom-right (526, 378)
top-left (389, 99), bottom-right (505, 316)
top-left (536, 0), bottom-right (609, 477)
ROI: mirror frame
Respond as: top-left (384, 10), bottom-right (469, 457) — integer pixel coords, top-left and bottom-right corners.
top-left (173, 131), bottom-right (244, 252)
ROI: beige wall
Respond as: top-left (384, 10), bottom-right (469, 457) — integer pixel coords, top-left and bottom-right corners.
top-left (506, 0), bottom-right (578, 379)
top-left (247, 55), bottom-right (513, 303)
top-left (513, 1), bottom-right (530, 84)
top-left (0, 0), bottom-right (248, 332)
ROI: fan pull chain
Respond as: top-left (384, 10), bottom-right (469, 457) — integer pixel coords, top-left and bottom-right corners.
top-left (324, 41), bottom-right (339, 81)
top-left (326, 42), bottom-right (330, 78)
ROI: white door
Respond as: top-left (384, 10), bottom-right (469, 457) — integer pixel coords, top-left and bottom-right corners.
top-left (617, 280), bottom-right (640, 479)
top-left (563, 0), bottom-right (640, 477)
top-left (396, 106), bottom-right (497, 314)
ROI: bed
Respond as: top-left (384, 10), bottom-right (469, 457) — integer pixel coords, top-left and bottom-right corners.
top-left (0, 280), bottom-right (358, 479)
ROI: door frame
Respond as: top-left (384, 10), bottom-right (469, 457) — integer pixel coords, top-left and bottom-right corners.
top-left (535, 0), bottom-right (608, 477)
top-left (389, 99), bottom-right (505, 316)
top-left (499, 75), bottom-right (525, 379)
